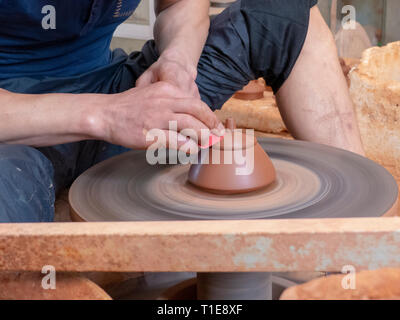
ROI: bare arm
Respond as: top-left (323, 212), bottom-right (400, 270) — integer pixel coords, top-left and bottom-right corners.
top-left (0, 82), bottom-right (221, 149)
top-left (276, 7), bottom-right (365, 155)
top-left (0, 1), bottom-right (218, 148)
top-left (0, 88), bottom-right (95, 146)
top-left (136, 0), bottom-right (211, 98)
top-left (154, 0), bottom-right (210, 75)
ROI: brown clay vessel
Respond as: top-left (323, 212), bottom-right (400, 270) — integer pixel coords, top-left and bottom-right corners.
top-left (188, 118), bottom-right (276, 194)
top-left (233, 80), bottom-right (265, 100)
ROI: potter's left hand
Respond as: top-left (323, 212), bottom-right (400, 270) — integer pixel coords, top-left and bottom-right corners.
top-left (136, 51), bottom-right (200, 98)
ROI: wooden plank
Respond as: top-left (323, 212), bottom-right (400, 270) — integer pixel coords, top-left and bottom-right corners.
top-left (0, 218), bottom-right (400, 272)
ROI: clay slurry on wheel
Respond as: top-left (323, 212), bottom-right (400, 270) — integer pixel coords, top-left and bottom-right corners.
top-left (69, 138), bottom-right (398, 222)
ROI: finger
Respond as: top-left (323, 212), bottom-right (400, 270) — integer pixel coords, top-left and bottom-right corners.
top-left (174, 113), bottom-right (211, 143)
top-left (145, 129), bottom-right (199, 154)
top-left (171, 98), bottom-right (225, 136)
top-left (145, 113), bottom-right (209, 143)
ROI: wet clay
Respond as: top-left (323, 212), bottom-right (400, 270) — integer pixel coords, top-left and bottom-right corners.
top-left (188, 118), bottom-right (276, 194)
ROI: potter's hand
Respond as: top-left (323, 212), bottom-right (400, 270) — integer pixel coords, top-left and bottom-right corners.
top-left (91, 82), bottom-right (224, 151)
top-left (136, 52), bottom-right (200, 98)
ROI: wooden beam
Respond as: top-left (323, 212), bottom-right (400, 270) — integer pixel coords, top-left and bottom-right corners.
top-left (0, 218), bottom-right (400, 272)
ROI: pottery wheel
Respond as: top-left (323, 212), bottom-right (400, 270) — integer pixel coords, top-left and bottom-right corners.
top-left (69, 138), bottom-right (398, 222)
top-left (69, 137), bottom-right (398, 300)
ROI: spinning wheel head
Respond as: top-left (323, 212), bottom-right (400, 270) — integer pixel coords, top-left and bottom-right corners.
top-left (69, 138), bottom-right (398, 222)
top-left (188, 118), bottom-right (276, 194)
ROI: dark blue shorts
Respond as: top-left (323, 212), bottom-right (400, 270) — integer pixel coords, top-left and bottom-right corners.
top-left (0, 0), bottom-right (317, 222)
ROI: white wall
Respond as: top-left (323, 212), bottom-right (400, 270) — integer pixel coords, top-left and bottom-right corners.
top-left (111, 0), bottom-right (399, 54)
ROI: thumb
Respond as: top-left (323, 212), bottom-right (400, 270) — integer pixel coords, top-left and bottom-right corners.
top-left (136, 70), bottom-right (156, 87)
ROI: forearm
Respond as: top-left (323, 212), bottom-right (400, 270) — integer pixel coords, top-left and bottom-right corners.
top-left (154, 0), bottom-right (210, 74)
top-left (0, 88), bottom-right (99, 147)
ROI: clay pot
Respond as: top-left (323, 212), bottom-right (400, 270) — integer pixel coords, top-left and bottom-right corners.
top-left (188, 118), bottom-right (276, 194)
top-left (234, 80), bottom-right (265, 100)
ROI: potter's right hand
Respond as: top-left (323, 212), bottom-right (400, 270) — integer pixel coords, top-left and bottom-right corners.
top-left (90, 82), bottom-right (225, 150)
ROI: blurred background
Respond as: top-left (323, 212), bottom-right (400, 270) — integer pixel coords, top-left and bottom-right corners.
top-left (111, 0), bottom-right (400, 55)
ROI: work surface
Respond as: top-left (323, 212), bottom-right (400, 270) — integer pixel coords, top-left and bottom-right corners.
top-left (1, 218), bottom-right (400, 273)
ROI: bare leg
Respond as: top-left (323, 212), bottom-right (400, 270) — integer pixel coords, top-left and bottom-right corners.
top-left (276, 7), bottom-right (365, 155)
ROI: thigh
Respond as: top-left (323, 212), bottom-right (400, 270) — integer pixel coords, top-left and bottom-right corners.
top-left (75, 140), bottom-right (131, 172)
top-left (38, 140), bottom-right (128, 190)
top-left (0, 144), bottom-right (56, 222)
top-left (37, 142), bottom-right (87, 194)
top-left (196, 0), bottom-right (317, 110)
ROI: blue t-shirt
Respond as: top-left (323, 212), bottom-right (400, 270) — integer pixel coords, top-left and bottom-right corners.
top-left (0, 0), bottom-right (141, 79)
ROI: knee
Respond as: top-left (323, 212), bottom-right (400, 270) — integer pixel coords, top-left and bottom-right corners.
top-left (305, 7), bottom-right (337, 54)
top-left (0, 144), bottom-right (55, 222)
